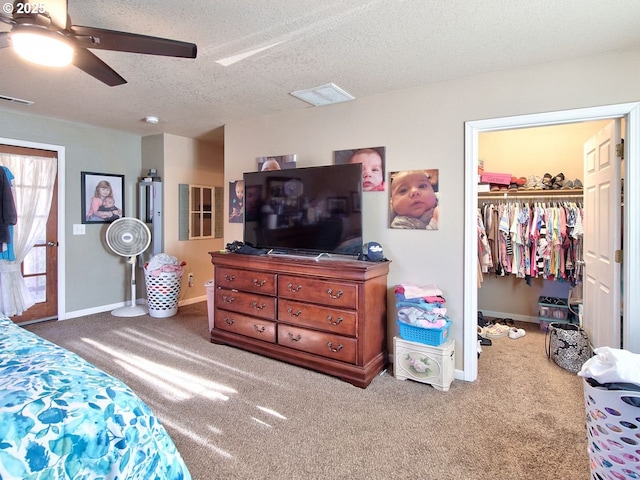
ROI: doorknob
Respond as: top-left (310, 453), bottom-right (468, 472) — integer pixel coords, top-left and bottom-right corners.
top-left (47, 241), bottom-right (59, 247)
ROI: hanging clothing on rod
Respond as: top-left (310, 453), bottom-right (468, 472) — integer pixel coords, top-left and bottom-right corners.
top-left (477, 197), bottom-right (583, 286)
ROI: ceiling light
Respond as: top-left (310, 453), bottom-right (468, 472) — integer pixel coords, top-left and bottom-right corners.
top-left (144, 116), bottom-right (159, 124)
top-left (290, 83), bottom-right (355, 107)
top-left (11, 27), bottom-right (73, 67)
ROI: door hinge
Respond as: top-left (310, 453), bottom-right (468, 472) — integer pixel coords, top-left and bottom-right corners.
top-left (615, 249), bottom-right (623, 264)
top-left (616, 139), bottom-right (624, 159)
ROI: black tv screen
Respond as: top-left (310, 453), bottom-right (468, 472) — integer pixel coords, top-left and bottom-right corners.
top-left (243, 163), bottom-right (363, 257)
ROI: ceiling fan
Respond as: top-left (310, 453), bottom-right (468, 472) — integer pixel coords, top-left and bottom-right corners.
top-left (0, 0), bottom-right (197, 86)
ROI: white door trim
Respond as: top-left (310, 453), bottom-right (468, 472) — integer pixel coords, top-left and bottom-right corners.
top-left (463, 102), bottom-right (640, 381)
top-left (0, 137), bottom-right (66, 320)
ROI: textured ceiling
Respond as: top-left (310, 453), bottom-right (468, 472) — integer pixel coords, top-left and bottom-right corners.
top-left (1, 0), bottom-right (640, 144)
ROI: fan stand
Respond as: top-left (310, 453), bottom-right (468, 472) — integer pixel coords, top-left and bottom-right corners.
top-left (112, 256), bottom-right (148, 317)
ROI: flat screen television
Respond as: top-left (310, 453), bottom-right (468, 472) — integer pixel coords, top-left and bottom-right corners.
top-left (243, 163), bottom-right (363, 257)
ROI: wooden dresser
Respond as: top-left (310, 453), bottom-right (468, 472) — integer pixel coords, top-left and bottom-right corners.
top-left (208, 251), bottom-right (390, 388)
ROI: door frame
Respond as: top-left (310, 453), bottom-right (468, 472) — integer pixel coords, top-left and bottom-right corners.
top-left (463, 102), bottom-right (640, 381)
top-left (0, 137), bottom-right (66, 321)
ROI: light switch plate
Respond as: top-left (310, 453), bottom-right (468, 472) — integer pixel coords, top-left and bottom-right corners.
top-left (73, 224), bottom-right (85, 235)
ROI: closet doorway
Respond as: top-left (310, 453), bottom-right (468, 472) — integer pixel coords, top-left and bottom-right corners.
top-left (476, 120), bottom-right (613, 339)
top-left (463, 102), bottom-right (640, 382)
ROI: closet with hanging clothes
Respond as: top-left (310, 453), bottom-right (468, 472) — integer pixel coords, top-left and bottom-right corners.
top-left (475, 121), bottom-right (610, 328)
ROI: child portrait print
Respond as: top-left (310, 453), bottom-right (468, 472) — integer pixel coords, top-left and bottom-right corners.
top-left (81, 172), bottom-right (125, 224)
top-left (388, 169), bottom-right (439, 230)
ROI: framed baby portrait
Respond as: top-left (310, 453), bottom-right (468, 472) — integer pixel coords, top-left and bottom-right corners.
top-left (81, 172), bottom-right (125, 224)
top-left (388, 169), bottom-right (439, 230)
top-left (334, 146), bottom-right (386, 192)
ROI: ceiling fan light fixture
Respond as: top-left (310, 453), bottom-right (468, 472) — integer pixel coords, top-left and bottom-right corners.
top-left (11, 28), bottom-right (74, 67)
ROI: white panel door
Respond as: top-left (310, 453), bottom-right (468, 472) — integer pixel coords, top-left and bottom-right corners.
top-left (583, 120), bottom-right (621, 348)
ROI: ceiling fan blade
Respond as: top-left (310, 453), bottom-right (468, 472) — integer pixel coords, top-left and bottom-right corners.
top-left (70, 25), bottom-right (197, 58)
top-left (72, 47), bottom-right (126, 86)
top-left (1, 12), bottom-right (15, 26)
top-left (0, 32), bottom-right (9, 49)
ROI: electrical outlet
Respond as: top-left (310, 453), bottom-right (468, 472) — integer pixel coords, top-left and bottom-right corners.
top-left (188, 273), bottom-right (194, 287)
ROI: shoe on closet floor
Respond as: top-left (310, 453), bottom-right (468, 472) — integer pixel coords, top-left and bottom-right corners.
top-left (484, 323), bottom-right (510, 338)
top-left (508, 328), bottom-right (526, 339)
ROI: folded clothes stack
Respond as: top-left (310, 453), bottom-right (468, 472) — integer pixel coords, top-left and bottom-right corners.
top-left (394, 283), bottom-right (449, 330)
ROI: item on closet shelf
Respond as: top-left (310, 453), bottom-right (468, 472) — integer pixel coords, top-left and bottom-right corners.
top-left (480, 172), bottom-right (511, 185)
top-left (508, 327), bottom-right (526, 339)
top-left (573, 178), bottom-right (583, 189)
top-left (542, 173), bottom-right (553, 189)
top-left (523, 175), bottom-right (544, 190)
top-left (545, 322), bottom-right (592, 373)
top-left (477, 183), bottom-right (491, 192)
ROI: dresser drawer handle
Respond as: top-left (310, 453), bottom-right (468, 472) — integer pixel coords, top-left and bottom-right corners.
top-left (223, 317), bottom-right (234, 325)
top-left (327, 289), bottom-right (343, 299)
top-left (253, 278), bottom-right (267, 287)
top-left (287, 283), bottom-right (303, 293)
top-left (252, 301), bottom-right (266, 310)
top-left (223, 274), bottom-right (236, 282)
top-left (327, 315), bottom-right (343, 325)
top-left (327, 341), bottom-right (343, 353)
top-left (222, 295), bottom-right (235, 304)
top-left (287, 333), bottom-right (302, 342)
top-left (253, 325), bottom-right (266, 333)
top-left (287, 308), bottom-right (302, 317)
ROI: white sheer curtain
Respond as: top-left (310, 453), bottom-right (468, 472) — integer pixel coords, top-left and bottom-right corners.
top-left (0, 153), bottom-right (57, 316)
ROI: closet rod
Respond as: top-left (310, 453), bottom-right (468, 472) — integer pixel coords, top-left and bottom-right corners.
top-left (478, 192), bottom-right (584, 200)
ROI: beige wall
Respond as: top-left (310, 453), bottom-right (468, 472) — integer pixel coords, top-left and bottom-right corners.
top-left (161, 134), bottom-right (225, 303)
top-left (223, 47), bottom-right (640, 371)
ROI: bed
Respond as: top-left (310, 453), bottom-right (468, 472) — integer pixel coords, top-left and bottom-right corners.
top-left (0, 315), bottom-right (191, 480)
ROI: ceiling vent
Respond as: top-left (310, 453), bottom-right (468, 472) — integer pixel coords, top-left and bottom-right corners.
top-left (290, 83), bottom-right (355, 107)
top-left (0, 94), bottom-right (34, 106)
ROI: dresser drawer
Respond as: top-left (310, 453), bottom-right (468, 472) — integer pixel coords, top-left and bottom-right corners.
top-left (278, 324), bottom-right (357, 364)
top-left (215, 267), bottom-right (276, 296)
top-left (278, 275), bottom-right (357, 309)
top-left (214, 309), bottom-right (276, 343)
top-left (278, 299), bottom-right (357, 337)
top-left (215, 288), bottom-right (276, 320)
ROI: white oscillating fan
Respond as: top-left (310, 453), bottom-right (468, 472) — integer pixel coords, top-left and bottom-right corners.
top-left (105, 217), bottom-right (152, 317)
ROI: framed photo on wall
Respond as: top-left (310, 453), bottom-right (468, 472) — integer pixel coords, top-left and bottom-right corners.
top-left (81, 172), bottom-right (124, 224)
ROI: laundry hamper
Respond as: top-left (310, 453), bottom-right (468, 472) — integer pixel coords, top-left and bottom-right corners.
top-left (145, 271), bottom-right (182, 318)
top-left (583, 378), bottom-right (640, 479)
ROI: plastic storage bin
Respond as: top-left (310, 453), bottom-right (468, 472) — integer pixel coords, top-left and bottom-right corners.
top-left (205, 279), bottom-right (215, 333)
top-left (583, 378), bottom-right (640, 479)
top-left (397, 320), bottom-right (451, 346)
top-left (145, 272), bottom-right (181, 318)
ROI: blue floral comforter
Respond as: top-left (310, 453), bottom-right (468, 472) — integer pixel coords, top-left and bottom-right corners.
top-left (0, 316), bottom-right (191, 480)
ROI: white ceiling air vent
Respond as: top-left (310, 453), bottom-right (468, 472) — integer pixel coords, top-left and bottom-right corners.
top-left (0, 94), bottom-right (34, 106)
top-left (290, 83), bottom-right (355, 107)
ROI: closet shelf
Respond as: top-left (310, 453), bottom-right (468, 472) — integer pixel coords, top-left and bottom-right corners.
top-left (478, 189), bottom-right (584, 200)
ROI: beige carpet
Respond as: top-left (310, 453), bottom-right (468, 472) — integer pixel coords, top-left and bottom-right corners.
top-left (26, 303), bottom-right (590, 480)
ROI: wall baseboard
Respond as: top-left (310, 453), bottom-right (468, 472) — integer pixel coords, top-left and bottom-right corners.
top-left (477, 310), bottom-right (539, 324)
